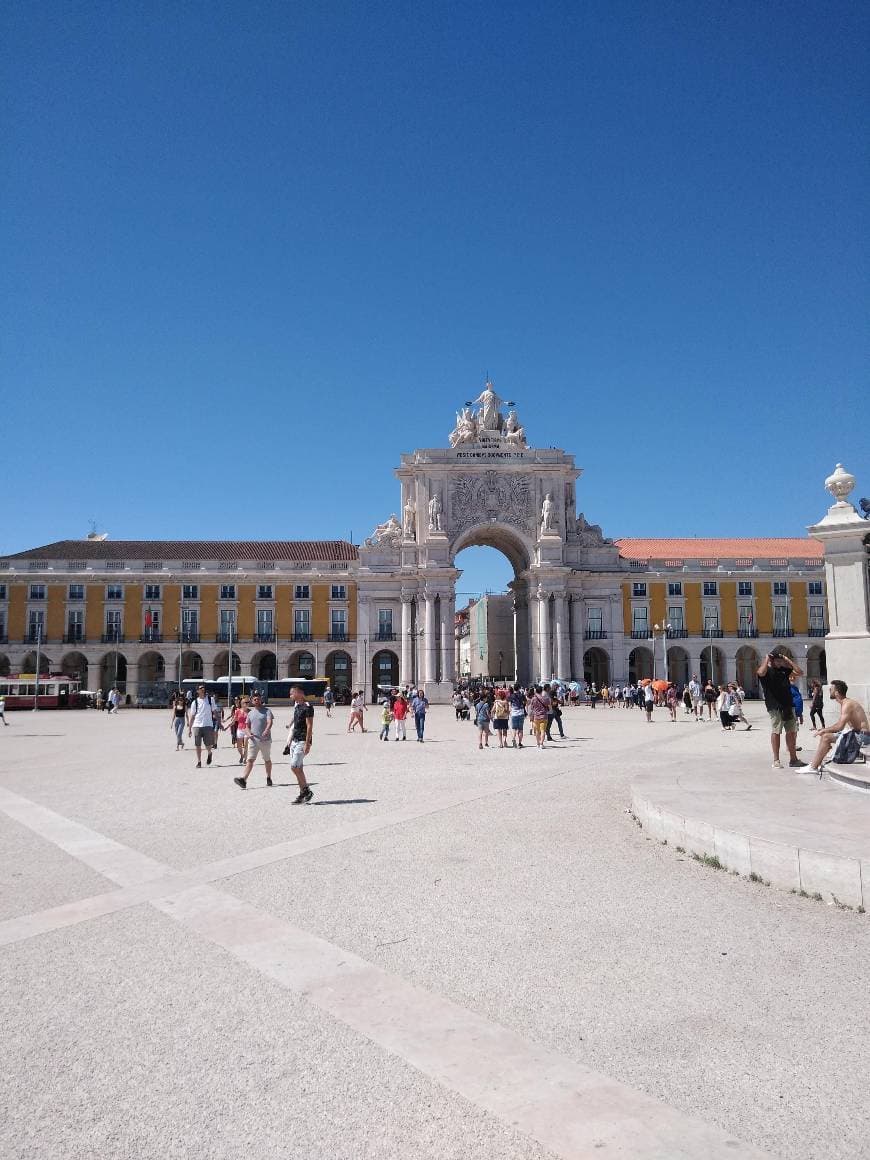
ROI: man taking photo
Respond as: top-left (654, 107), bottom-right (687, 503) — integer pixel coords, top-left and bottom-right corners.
top-left (757, 649), bottom-right (807, 771)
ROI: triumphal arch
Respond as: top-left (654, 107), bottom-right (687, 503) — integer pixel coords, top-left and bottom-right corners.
top-left (358, 382), bottom-right (620, 701)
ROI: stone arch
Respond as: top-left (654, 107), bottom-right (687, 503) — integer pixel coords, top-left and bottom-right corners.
top-left (371, 649), bottom-right (399, 697)
top-left (252, 650), bottom-right (276, 681)
top-left (583, 647), bottom-right (609, 688)
top-left (137, 651), bottom-right (166, 685)
top-left (628, 646), bottom-right (653, 683)
top-left (214, 650), bottom-right (241, 678)
top-left (806, 645), bottom-right (827, 684)
top-left (0, 655), bottom-right (10, 677)
top-left (61, 652), bottom-right (89, 684)
top-left (22, 651), bottom-right (51, 675)
top-left (666, 645), bottom-right (689, 686)
top-left (450, 523), bottom-right (532, 578)
top-left (180, 651), bottom-right (203, 681)
top-left (736, 645), bottom-right (760, 695)
top-left (288, 650), bottom-right (315, 678)
top-left (700, 645), bottom-right (725, 686)
top-left (99, 652), bottom-right (127, 692)
top-left (325, 649), bottom-right (353, 694)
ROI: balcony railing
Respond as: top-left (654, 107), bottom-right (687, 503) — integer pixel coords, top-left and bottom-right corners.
top-left (328, 632), bottom-right (352, 642)
top-left (370, 632), bottom-right (397, 641)
top-left (807, 626), bottom-right (827, 637)
top-left (737, 628), bottom-right (759, 638)
top-left (584, 629), bottom-right (608, 639)
top-left (773, 628), bottom-right (795, 638)
top-left (702, 628), bottom-right (724, 638)
top-left (215, 632), bottom-right (235, 644)
top-left (630, 629), bottom-right (651, 640)
top-left (666, 627), bottom-right (688, 639)
top-left (101, 632), bottom-right (125, 643)
top-left (139, 633), bottom-right (163, 643)
top-left (63, 633), bottom-right (87, 644)
top-left (253, 632), bottom-right (276, 643)
top-left (177, 632), bottom-right (201, 644)
top-left (291, 632), bottom-right (312, 642)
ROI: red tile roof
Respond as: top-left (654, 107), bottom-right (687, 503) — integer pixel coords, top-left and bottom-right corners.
top-left (5, 540), bottom-right (359, 563)
top-left (615, 538), bottom-right (823, 560)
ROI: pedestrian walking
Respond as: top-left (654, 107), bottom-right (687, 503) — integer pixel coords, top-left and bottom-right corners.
top-left (703, 680), bottom-right (717, 720)
top-left (728, 684), bottom-right (751, 730)
top-left (0, 694), bottom-right (7, 725)
top-left (492, 688), bottom-right (510, 747)
top-left (545, 684), bottom-right (565, 739)
top-left (378, 700), bottom-right (392, 740)
top-left (643, 681), bottom-right (655, 722)
top-left (475, 694), bottom-right (492, 748)
top-left (283, 685), bottom-right (314, 803)
top-left (789, 675), bottom-right (804, 726)
top-left (808, 680), bottom-right (825, 729)
top-left (666, 683), bottom-right (678, 722)
top-left (392, 691), bottom-right (408, 740)
top-left (508, 685), bottom-right (526, 747)
top-left (688, 675), bottom-right (702, 720)
top-left (323, 685), bottom-right (334, 718)
top-left (187, 683), bottom-right (217, 767)
top-left (211, 696), bottom-right (224, 745)
top-left (233, 692), bottom-right (274, 789)
top-left (169, 691), bottom-right (187, 750)
top-left (230, 696), bottom-right (250, 764)
top-left (347, 690), bottom-right (366, 732)
top-left (411, 688), bottom-right (429, 741)
top-left (717, 685), bottom-right (735, 730)
top-left (527, 685), bottom-right (549, 748)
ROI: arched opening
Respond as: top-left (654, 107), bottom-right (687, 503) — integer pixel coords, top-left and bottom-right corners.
top-left (289, 650), bottom-right (315, 678)
top-left (325, 649), bottom-right (352, 695)
top-left (806, 646), bottom-right (827, 685)
top-left (736, 646), bottom-right (760, 696)
top-left (138, 651), bottom-right (165, 685)
top-left (372, 649), bottom-right (399, 698)
top-left (99, 652), bottom-right (127, 692)
top-left (0, 655), bottom-right (10, 677)
top-left (584, 647), bottom-right (610, 688)
top-left (700, 646), bottom-right (725, 686)
top-left (452, 535), bottom-right (531, 684)
top-left (61, 652), bottom-right (88, 683)
top-left (666, 646), bottom-right (689, 686)
top-left (180, 651), bottom-right (203, 681)
top-left (214, 650), bottom-right (241, 678)
top-left (252, 651), bottom-right (276, 681)
top-left (22, 651), bottom-right (51, 675)
top-left (628, 646), bottom-right (653, 683)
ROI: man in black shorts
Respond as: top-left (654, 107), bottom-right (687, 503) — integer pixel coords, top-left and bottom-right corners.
top-left (757, 649), bottom-right (807, 771)
top-left (286, 685), bottom-right (314, 804)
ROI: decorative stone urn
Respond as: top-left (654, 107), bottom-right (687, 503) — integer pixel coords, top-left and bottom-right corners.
top-left (825, 463), bottom-right (856, 507)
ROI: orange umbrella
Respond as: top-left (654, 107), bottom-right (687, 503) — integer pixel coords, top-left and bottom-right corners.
top-left (652, 679), bottom-right (669, 692)
top-left (639, 678), bottom-right (653, 686)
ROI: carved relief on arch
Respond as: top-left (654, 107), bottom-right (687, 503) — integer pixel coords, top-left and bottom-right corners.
top-left (449, 471), bottom-right (534, 539)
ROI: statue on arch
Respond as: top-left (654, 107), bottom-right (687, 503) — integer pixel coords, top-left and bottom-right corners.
top-left (472, 381), bottom-right (504, 431)
top-left (503, 410), bottom-right (527, 447)
top-left (403, 497), bottom-right (416, 538)
top-left (428, 490), bottom-right (444, 533)
top-left (541, 492), bottom-right (557, 535)
top-left (364, 514), bottom-right (403, 549)
top-left (449, 406), bottom-right (478, 447)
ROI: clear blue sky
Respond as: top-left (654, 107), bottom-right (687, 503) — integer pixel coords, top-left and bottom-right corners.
top-left (3, 1), bottom-right (867, 599)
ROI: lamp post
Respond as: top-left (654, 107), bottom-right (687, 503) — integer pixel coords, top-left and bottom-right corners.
top-left (654, 622), bottom-right (672, 683)
top-left (33, 622), bottom-right (42, 712)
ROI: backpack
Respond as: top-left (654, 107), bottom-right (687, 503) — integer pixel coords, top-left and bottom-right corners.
top-left (831, 731), bottom-right (862, 765)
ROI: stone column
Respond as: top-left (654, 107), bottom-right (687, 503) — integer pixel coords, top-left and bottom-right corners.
top-left (356, 597), bottom-right (370, 700)
top-left (441, 591), bottom-right (456, 685)
top-left (424, 591), bottom-right (436, 686)
top-left (554, 592), bottom-right (568, 679)
top-left (400, 594), bottom-right (413, 686)
top-left (538, 590), bottom-right (552, 684)
top-left (513, 589), bottom-right (529, 684)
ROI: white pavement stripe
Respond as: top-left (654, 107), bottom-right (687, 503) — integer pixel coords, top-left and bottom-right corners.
top-left (0, 786), bottom-right (772, 1159)
top-left (0, 772), bottom-right (567, 948)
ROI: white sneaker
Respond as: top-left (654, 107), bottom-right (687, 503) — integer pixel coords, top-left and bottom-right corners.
top-left (771, 760), bottom-right (783, 769)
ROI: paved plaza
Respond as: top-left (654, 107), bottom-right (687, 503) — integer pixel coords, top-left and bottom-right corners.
top-left (1, 701), bottom-right (868, 1160)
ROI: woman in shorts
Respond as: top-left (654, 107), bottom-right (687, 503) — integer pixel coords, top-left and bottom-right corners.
top-left (492, 689), bottom-right (510, 748)
top-left (508, 685), bottom-right (526, 748)
top-left (232, 697), bottom-right (250, 765)
top-left (169, 692), bottom-right (187, 750)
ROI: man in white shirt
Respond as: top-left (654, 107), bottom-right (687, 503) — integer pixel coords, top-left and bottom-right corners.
top-left (688, 675), bottom-right (702, 720)
top-left (187, 683), bottom-right (217, 768)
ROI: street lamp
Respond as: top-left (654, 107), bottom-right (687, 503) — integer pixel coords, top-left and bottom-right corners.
top-left (33, 621), bottom-right (42, 712)
top-left (653, 622), bottom-right (672, 683)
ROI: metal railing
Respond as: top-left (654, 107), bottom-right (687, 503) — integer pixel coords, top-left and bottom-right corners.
top-left (370, 632), bottom-right (397, 641)
top-left (63, 633), bottom-right (87, 644)
top-left (666, 627), bottom-right (688, 638)
top-left (253, 632), bottom-right (276, 643)
top-left (701, 628), bottom-right (724, 638)
top-left (737, 628), bottom-right (759, 638)
top-left (807, 626), bottom-right (827, 637)
top-left (328, 632), bottom-right (352, 642)
top-left (101, 632), bottom-right (125, 643)
top-left (584, 629), bottom-right (608, 639)
top-left (139, 633), bottom-right (163, 643)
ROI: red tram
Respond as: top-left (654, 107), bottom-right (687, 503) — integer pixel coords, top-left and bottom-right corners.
top-left (0, 675), bottom-right (84, 710)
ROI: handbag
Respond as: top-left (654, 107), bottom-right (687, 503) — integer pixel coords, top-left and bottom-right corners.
top-left (832, 731), bottom-right (861, 764)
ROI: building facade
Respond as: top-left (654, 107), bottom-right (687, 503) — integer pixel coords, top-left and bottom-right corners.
top-left (0, 385), bottom-right (830, 701)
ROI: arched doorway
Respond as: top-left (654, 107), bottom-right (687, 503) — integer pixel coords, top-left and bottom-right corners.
top-left (628, 646), bottom-right (653, 683)
top-left (138, 651), bottom-right (165, 685)
top-left (666, 646), bottom-right (689, 686)
top-left (180, 651), bottom-right (203, 681)
top-left (214, 650), bottom-right (241, 678)
top-left (289, 650), bottom-right (315, 678)
top-left (22, 651), bottom-right (51, 675)
top-left (325, 650), bottom-right (352, 694)
top-left (99, 652), bottom-right (127, 692)
top-left (736, 645), bottom-right (760, 696)
top-left (584, 647), bottom-right (610, 688)
top-left (452, 534), bottom-right (531, 684)
top-left (806, 646), bottom-right (827, 685)
top-left (0, 655), bottom-right (10, 677)
top-left (372, 649), bottom-right (399, 698)
top-left (700, 646), bottom-right (725, 686)
top-left (252, 651), bottom-right (276, 681)
top-left (61, 652), bottom-right (88, 684)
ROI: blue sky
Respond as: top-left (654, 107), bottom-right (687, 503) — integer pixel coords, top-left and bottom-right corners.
top-left (3, 1), bottom-right (867, 599)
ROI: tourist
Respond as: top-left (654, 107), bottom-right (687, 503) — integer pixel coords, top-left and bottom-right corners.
top-left (806, 680), bottom-right (870, 775)
top-left (682, 684), bottom-right (693, 716)
top-left (323, 685), bottom-right (334, 718)
top-left (284, 685), bottom-right (314, 803)
top-left (228, 695), bottom-right (241, 746)
top-left (527, 685), bottom-right (549, 748)
top-left (108, 686), bottom-right (122, 714)
top-left (666, 683), bottom-right (678, 722)
top-left (728, 683), bottom-right (751, 730)
top-left (757, 650), bottom-right (807, 771)
top-left (789, 675), bottom-right (804, 726)
top-left (169, 691), bottom-right (187, 750)
top-left (211, 696), bottom-right (224, 745)
top-left (233, 692), bottom-right (274, 789)
top-left (411, 687), bottom-right (429, 741)
top-left (508, 685), bottom-right (526, 747)
top-left (347, 690), bottom-right (366, 732)
top-left (452, 690), bottom-right (465, 720)
top-left (703, 680), bottom-right (718, 720)
top-left (717, 685), bottom-right (735, 730)
top-left (643, 681), bottom-right (655, 722)
top-left (475, 693), bottom-right (492, 748)
top-left (808, 680), bottom-right (825, 729)
top-left (378, 700), bottom-right (392, 741)
top-left (187, 683), bottom-right (217, 767)
top-left (545, 684), bottom-right (565, 740)
top-left (492, 688), bottom-right (510, 747)
top-left (231, 696), bottom-right (250, 764)
top-left (688, 674), bottom-right (702, 719)
top-left (392, 691), bottom-right (408, 740)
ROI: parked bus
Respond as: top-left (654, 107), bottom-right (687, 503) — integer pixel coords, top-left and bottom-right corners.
top-left (180, 677), bottom-right (329, 705)
top-left (0, 675), bottom-right (84, 710)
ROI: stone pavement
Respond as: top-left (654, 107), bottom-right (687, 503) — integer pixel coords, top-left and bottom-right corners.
top-left (1, 702), bottom-right (868, 1160)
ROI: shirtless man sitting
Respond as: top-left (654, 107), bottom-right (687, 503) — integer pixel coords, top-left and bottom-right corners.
top-left (807, 679), bottom-right (870, 775)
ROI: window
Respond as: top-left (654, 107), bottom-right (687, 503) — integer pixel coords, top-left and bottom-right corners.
top-left (142, 609), bottom-right (160, 639)
top-left (144, 584), bottom-right (161, 600)
top-left (0, 584), bottom-right (6, 599)
top-left (294, 651), bottom-right (315, 676)
top-left (182, 584), bottom-right (199, 600)
top-left (331, 609), bottom-right (348, 639)
top-left (331, 584), bottom-right (347, 600)
top-left (773, 581), bottom-right (788, 597)
top-left (738, 581), bottom-right (753, 597)
top-left (182, 608), bottom-right (198, 638)
top-left (294, 584), bottom-right (310, 600)
top-left (667, 606), bottom-right (684, 630)
top-left (220, 584), bottom-right (236, 600)
top-left (294, 608), bottom-right (310, 638)
top-left (68, 584), bottom-right (85, 600)
top-left (219, 609), bottom-right (236, 636)
top-left (0, 611), bottom-right (5, 639)
top-left (105, 609), bottom-right (122, 639)
top-left (702, 581), bottom-right (718, 597)
top-left (808, 581), bottom-right (823, 596)
top-left (809, 604), bottom-right (825, 630)
top-left (378, 609), bottom-right (393, 638)
top-left (66, 610), bottom-right (84, 641)
top-left (703, 605), bottom-right (719, 630)
top-left (773, 605), bottom-right (790, 634)
top-left (632, 582), bottom-right (647, 597)
top-left (106, 584), bottom-right (123, 600)
top-left (739, 605), bottom-right (754, 631)
top-left (632, 606), bottom-right (649, 633)
top-left (28, 609), bottom-right (45, 640)
top-left (586, 606), bottom-right (602, 633)
top-left (667, 582), bottom-right (682, 597)
top-left (29, 584), bottom-right (46, 600)
top-left (257, 585), bottom-right (273, 600)
top-left (256, 609), bottom-right (273, 637)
